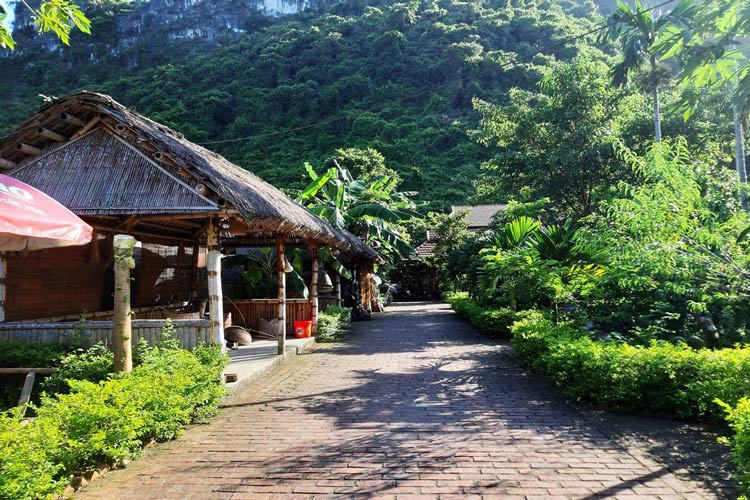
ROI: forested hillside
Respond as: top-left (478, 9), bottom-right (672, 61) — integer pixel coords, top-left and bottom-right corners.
top-left (0, 0), bottom-right (616, 209)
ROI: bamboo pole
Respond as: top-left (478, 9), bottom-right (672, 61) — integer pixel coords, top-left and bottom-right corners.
top-left (0, 254), bottom-right (6, 323)
top-left (15, 143), bottom-right (41, 156)
top-left (113, 234), bottom-right (136, 373)
top-left (310, 243), bottom-right (319, 336)
top-left (36, 127), bottom-right (67, 142)
top-left (206, 220), bottom-right (225, 349)
top-left (334, 270), bottom-right (342, 307)
top-left (0, 158), bottom-right (17, 170)
top-left (276, 234), bottom-right (287, 355)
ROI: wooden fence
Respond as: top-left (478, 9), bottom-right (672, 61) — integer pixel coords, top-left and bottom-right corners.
top-left (0, 319), bottom-right (212, 349)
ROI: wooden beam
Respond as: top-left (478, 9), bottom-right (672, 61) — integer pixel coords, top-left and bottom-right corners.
top-left (91, 224), bottom-right (193, 244)
top-left (207, 219), bottom-right (225, 349)
top-left (310, 243), bottom-right (319, 337)
top-left (0, 368), bottom-right (57, 375)
top-left (36, 127), bottom-right (67, 142)
top-left (0, 158), bottom-right (17, 170)
top-left (15, 143), bottom-right (41, 156)
top-left (60, 111), bottom-right (84, 127)
top-left (276, 234), bottom-right (287, 355)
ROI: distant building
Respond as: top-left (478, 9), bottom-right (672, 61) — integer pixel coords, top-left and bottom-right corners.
top-left (449, 204), bottom-right (507, 232)
top-left (400, 204), bottom-right (506, 301)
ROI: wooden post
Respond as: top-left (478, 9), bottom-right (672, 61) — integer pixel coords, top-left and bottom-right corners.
top-left (334, 270), bottom-right (342, 307)
top-left (113, 234), bottom-right (136, 373)
top-left (310, 243), bottom-right (319, 336)
top-left (276, 234), bottom-right (286, 355)
top-left (0, 254), bottom-right (6, 323)
top-left (359, 263), bottom-right (369, 311)
top-left (206, 220), bottom-right (225, 349)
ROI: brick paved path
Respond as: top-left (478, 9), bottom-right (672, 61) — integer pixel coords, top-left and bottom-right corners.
top-left (77, 302), bottom-right (735, 499)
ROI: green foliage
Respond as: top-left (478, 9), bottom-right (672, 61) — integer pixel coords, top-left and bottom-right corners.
top-left (510, 310), bottom-right (750, 422)
top-left (0, 0), bottom-right (610, 210)
top-left (40, 344), bottom-right (113, 395)
top-left (315, 305), bottom-right (352, 342)
top-left (0, 341), bottom-right (68, 368)
top-left (580, 140), bottom-right (750, 346)
top-left (471, 57), bottom-right (627, 218)
top-left (0, 0), bottom-right (90, 50)
top-left (445, 292), bottom-right (517, 337)
top-left (655, 0), bottom-right (750, 116)
top-left (717, 398), bottom-right (750, 496)
top-left (0, 342), bottom-right (228, 500)
top-left (298, 152), bottom-right (420, 260)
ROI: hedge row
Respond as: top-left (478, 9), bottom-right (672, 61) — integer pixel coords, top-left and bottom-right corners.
top-left (0, 343), bottom-right (228, 500)
top-left (316, 305), bottom-right (353, 342)
top-left (446, 293), bottom-right (517, 337)
top-left (510, 310), bottom-right (750, 422)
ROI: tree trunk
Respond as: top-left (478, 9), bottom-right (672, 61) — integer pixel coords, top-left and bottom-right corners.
top-left (651, 55), bottom-right (662, 143)
top-left (276, 234), bottom-right (286, 355)
top-left (734, 105), bottom-right (749, 211)
top-left (113, 234), bottom-right (136, 373)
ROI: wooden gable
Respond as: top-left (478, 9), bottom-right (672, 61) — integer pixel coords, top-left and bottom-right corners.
top-left (10, 128), bottom-right (218, 215)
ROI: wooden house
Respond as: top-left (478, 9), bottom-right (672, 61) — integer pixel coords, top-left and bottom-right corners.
top-left (0, 92), bottom-right (378, 351)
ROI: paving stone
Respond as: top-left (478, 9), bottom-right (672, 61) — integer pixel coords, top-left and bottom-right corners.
top-left (76, 302), bottom-right (735, 499)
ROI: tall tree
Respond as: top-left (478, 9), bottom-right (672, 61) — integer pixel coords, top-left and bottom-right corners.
top-left (655, 0), bottom-right (749, 208)
top-left (600, 0), bottom-right (695, 142)
top-left (471, 57), bottom-right (624, 220)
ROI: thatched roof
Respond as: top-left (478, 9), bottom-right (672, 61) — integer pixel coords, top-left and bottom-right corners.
top-left (0, 92), bottom-right (378, 260)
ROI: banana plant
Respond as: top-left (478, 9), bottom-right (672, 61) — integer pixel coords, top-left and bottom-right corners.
top-left (297, 162), bottom-right (420, 261)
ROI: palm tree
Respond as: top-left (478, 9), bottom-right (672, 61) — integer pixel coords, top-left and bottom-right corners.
top-left (601, 0), bottom-right (695, 143)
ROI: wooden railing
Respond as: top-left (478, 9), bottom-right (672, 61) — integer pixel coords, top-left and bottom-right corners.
top-left (0, 319), bottom-right (211, 349)
top-left (225, 299), bottom-right (313, 335)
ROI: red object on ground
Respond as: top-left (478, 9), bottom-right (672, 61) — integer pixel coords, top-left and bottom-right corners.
top-left (0, 173), bottom-right (92, 252)
top-left (294, 320), bottom-right (313, 338)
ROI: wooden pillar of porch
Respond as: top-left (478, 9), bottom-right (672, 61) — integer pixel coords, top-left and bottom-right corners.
top-left (276, 234), bottom-right (286, 355)
top-left (310, 243), bottom-right (319, 336)
top-left (206, 219), bottom-right (225, 350)
top-left (334, 270), bottom-right (342, 307)
top-left (359, 262), bottom-right (371, 312)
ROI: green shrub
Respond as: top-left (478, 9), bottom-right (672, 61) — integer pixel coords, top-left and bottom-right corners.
top-left (40, 344), bottom-right (113, 395)
top-left (446, 293), bottom-right (517, 337)
top-left (717, 398), bottom-right (750, 497)
top-left (510, 312), bottom-right (750, 422)
top-left (325, 305), bottom-right (352, 328)
top-left (316, 306), bottom-right (352, 343)
top-left (0, 410), bottom-right (68, 500)
top-left (0, 343), bottom-right (228, 500)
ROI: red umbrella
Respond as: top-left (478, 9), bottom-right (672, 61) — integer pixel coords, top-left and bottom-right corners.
top-left (0, 173), bottom-right (92, 252)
